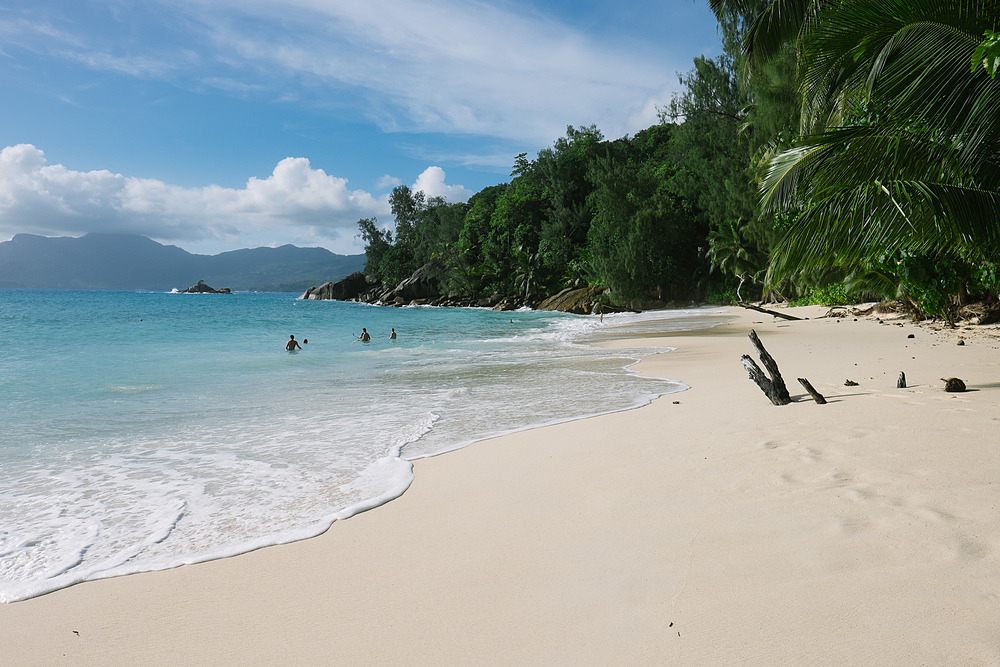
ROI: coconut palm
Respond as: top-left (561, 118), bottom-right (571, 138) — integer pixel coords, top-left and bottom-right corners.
top-left (706, 220), bottom-right (762, 301)
top-left (760, 0), bottom-right (1000, 282)
top-left (708, 0), bottom-right (828, 69)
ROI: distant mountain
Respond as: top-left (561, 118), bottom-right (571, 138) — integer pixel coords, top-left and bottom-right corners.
top-left (0, 233), bottom-right (367, 292)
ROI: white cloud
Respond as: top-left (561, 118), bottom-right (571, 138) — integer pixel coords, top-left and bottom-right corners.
top-left (15, 0), bottom-right (693, 148)
top-left (193, 0), bottom-right (681, 143)
top-left (412, 166), bottom-right (473, 203)
top-left (623, 88), bottom-right (675, 136)
top-left (375, 174), bottom-right (402, 189)
top-left (0, 145), bottom-right (479, 253)
top-left (0, 144), bottom-right (399, 249)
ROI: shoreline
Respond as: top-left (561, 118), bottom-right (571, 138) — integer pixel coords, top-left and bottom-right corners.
top-left (1, 297), bottom-right (699, 605)
top-left (3, 304), bottom-right (999, 665)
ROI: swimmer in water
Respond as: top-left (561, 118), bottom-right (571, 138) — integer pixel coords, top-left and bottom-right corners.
top-left (358, 328), bottom-right (371, 342)
top-left (286, 334), bottom-right (302, 351)
top-left (389, 328), bottom-right (397, 340)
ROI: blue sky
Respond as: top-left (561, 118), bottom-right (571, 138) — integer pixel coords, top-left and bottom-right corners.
top-left (0, 0), bottom-right (722, 255)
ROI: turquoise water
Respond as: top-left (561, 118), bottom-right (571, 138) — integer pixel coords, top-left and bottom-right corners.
top-left (0, 289), bottom-right (724, 602)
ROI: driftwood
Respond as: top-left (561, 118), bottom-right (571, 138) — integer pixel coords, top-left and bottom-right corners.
top-left (797, 378), bottom-right (826, 404)
top-left (737, 302), bottom-right (803, 321)
top-left (741, 329), bottom-right (792, 405)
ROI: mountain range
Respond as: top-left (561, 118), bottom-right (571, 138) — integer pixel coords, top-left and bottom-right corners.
top-left (0, 233), bottom-right (366, 292)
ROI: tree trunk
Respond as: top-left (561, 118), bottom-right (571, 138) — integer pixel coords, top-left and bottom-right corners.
top-left (797, 378), bottom-right (826, 404)
top-left (741, 329), bottom-right (791, 405)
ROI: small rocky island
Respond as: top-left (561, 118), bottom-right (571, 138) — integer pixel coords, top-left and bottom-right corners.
top-left (179, 280), bottom-right (231, 294)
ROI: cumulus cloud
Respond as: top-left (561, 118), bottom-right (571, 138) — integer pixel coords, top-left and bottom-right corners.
top-left (412, 167), bottom-right (473, 203)
top-left (375, 174), bottom-right (403, 190)
top-left (0, 144), bottom-right (408, 249)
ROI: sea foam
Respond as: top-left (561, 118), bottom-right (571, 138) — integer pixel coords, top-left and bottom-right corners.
top-left (0, 289), bottom-right (726, 602)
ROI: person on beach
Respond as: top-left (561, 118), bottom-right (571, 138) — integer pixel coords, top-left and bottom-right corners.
top-left (389, 328), bottom-right (397, 340)
top-left (286, 335), bottom-right (302, 351)
top-left (358, 328), bottom-right (371, 342)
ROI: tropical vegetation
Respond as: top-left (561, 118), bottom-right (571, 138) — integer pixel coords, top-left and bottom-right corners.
top-left (357, 0), bottom-right (1000, 321)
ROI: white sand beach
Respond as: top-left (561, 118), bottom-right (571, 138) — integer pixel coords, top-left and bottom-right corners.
top-left (3, 304), bottom-right (999, 665)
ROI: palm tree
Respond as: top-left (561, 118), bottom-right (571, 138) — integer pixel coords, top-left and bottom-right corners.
top-left (759, 0), bottom-right (1000, 282)
top-left (512, 246), bottom-right (540, 301)
top-left (706, 220), bottom-right (762, 301)
top-left (708, 0), bottom-right (828, 69)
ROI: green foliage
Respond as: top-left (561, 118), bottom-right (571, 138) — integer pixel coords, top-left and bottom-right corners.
top-left (356, 216), bottom-right (392, 280)
top-left (439, 124), bottom-right (710, 302)
top-left (702, 277), bottom-right (742, 305)
top-left (354, 43), bottom-right (798, 308)
top-left (972, 29), bottom-right (1000, 78)
top-left (971, 258), bottom-right (1000, 295)
top-left (662, 46), bottom-right (755, 232)
top-left (857, 249), bottom-right (1000, 321)
top-left (357, 189), bottom-right (468, 288)
top-left (585, 125), bottom-right (706, 303)
top-left (787, 283), bottom-right (850, 307)
top-left (706, 220), bottom-right (759, 279)
top-left (889, 252), bottom-right (967, 321)
top-left (761, 0), bottom-right (1000, 287)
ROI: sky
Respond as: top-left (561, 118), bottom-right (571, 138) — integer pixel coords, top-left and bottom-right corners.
top-left (0, 0), bottom-right (722, 256)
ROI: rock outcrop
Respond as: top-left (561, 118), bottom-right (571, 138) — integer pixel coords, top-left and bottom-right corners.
top-left (180, 281), bottom-right (231, 294)
top-left (298, 264), bottom-right (685, 315)
top-left (387, 258), bottom-right (445, 304)
top-left (536, 285), bottom-right (605, 314)
top-left (300, 272), bottom-right (375, 300)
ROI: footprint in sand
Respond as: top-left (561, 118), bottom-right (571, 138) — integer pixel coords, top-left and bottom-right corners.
top-left (836, 516), bottom-right (871, 536)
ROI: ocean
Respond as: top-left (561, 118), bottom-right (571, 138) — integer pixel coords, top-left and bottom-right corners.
top-left (0, 289), bottom-right (726, 602)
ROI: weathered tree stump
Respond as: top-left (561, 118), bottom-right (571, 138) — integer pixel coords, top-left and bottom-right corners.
top-left (741, 329), bottom-right (791, 405)
top-left (797, 378), bottom-right (826, 404)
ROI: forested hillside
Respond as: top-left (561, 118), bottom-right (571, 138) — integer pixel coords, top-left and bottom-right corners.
top-left (0, 233), bottom-right (365, 291)
top-left (358, 0), bottom-right (1000, 320)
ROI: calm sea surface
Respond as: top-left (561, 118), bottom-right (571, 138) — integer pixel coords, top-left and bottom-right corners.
top-left (0, 289), bottom-right (726, 602)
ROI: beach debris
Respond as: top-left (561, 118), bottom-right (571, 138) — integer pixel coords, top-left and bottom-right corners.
top-left (957, 339), bottom-right (965, 346)
top-left (844, 379), bottom-right (859, 386)
top-left (958, 302), bottom-right (1000, 325)
top-left (797, 378), bottom-right (827, 404)
top-left (907, 333), bottom-right (915, 339)
top-left (737, 303), bottom-right (803, 321)
top-left (672, 401), bottom-right (680, 404)
top-left (942, 377), bottom-right (966, 392)
top-left (897, 372), bottom-right (907, 389)
top-left (741, 329), bottom-right (792, 405)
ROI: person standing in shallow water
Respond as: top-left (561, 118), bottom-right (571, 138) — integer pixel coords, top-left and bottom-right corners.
top-left (286, 334), bottom-right (302, 351)
top-left (358, 328), bottom-right (371, 342)
top-left (389, 328), bottom-right (397, 340)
